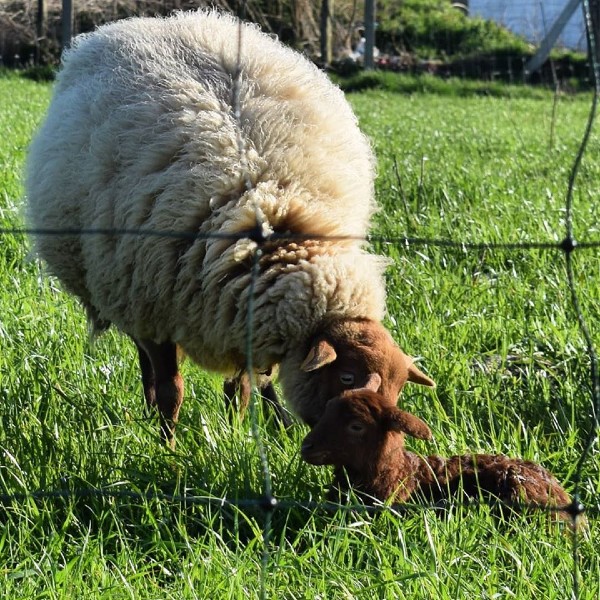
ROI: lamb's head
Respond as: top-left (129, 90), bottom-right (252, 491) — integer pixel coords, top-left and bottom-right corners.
top-left (279, 317), bottom-right (435, 426)
top-left (301, 389), bottom-right (432, 473)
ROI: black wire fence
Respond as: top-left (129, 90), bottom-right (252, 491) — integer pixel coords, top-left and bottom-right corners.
top-left (1, 3), bottom-right (599, 600)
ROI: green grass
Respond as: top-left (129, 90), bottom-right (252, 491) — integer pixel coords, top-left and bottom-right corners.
top-left (334, 71), bottom-right (562, 98)
top-left (1, 72), bottom-right (599, 598)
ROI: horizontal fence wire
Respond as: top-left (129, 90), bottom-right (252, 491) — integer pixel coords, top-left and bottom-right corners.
top-left (1, 226), bottom-right (600, 251)
top-left (1, 4), bottom-right (599, 600)
top-left (0, 485), bottom-right (597, 520)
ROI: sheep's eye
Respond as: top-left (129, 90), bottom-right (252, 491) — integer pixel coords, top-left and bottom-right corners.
top-left (340, 373), bottom-right (355, 386)
top-left (348, 422), bottom-right (364, 434)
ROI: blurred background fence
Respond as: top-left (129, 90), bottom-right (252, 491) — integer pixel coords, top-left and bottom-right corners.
top-left (0, 0), bottom-right (599, 88)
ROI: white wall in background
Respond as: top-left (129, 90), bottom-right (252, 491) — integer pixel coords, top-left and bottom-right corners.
top-left (469, 0), bottom-right (587, 50)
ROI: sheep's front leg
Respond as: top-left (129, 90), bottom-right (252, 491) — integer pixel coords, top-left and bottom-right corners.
top-left (224, 371), bottom-right (252, 416)
top-left (224, 370), bottom-right (292, 428)
top-left (260, 380), bottom-right (292, 428)
top-left (135, 338), bottom-right (183, 447)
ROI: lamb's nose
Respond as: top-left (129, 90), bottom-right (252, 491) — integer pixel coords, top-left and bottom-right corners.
top-left (300, 441), bottom-right (313, 454)
top-left (300, 440), bottom-right (313, 460)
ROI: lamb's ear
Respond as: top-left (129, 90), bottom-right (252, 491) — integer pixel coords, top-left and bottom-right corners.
top-left (347, 374), bottom-right (382, 395)
top-left (364, 372), bottom-right (382, 392)
top-left (386, 407), bottom-right (432, 440)
top-left (407, 361), bottom-right (436, 388)
top-left (300, 338), bottom-right (337, 372)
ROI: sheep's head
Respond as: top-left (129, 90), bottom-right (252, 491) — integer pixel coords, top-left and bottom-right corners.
top-left (301, 389), bottom-right (432, 473)
top-left (281, 317), bottom-right (435, 426)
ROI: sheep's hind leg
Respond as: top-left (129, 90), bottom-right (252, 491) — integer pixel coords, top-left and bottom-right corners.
top-left (135, 339), bottom-right (183, 447)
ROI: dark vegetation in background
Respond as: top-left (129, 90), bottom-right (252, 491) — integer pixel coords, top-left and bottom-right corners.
top-left (0, 0), bottom-right (592, 88)
top-left (370, 0), bottom-right (590, 88)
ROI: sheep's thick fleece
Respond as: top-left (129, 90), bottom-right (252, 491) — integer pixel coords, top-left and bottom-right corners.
top-left (26, 11), bottom-right (388, 415)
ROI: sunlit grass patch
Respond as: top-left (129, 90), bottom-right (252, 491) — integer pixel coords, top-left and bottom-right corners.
top-left (0, 74), bottom-right (598, 598)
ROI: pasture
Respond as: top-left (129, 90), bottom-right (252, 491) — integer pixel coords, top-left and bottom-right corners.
top-left (1, 71), bottom-right (599, 598)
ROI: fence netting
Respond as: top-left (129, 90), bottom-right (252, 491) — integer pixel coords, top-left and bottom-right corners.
top-left (1, 2), bottom-right (599, 600)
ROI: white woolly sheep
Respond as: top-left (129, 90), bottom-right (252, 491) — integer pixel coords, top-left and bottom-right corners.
top-left (302, 389), bottom-right (572, 523)
top-left (26, 10), bottom-right (435, 443)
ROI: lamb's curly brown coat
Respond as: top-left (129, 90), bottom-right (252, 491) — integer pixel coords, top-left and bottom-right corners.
top-left (302, 390), bottom-right (571, 522)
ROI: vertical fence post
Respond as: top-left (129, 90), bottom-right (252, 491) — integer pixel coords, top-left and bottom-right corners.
top-left (590, 0), bottom-right (600, 64)
top-left (35, 0), bottom-right (46, 65)
top-left (62, 0), bottom-right (73, 52)
top-left (364, 0), bottom-right (375, 70)
top-left (320, 0), bottom-right (334, 66)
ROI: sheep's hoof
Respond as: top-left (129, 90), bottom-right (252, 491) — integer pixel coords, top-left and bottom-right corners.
top-left (158, 417), bottom-right (177, 449)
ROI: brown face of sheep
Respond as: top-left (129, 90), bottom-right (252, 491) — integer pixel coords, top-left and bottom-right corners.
top-left (299, 318), bottom-right (435, 425)
top-left (301, 389), bottom-right (432, 472)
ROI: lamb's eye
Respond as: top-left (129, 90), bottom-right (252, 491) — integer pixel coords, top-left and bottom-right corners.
top-left (348, 422), bottom-right (364, 434)
top-left (340, 373), bottom-right (355, 386)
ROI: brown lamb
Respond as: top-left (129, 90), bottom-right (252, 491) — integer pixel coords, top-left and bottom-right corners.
top-left (301, 389), bottom-right (572, 522)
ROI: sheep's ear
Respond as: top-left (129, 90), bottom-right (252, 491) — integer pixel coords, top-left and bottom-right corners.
top-left (300, 338), bottom-right (337, 372)
top-left (386, 408), bottom-right (432, 440)
top-left (407, 361), bottom-right (436, 388)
